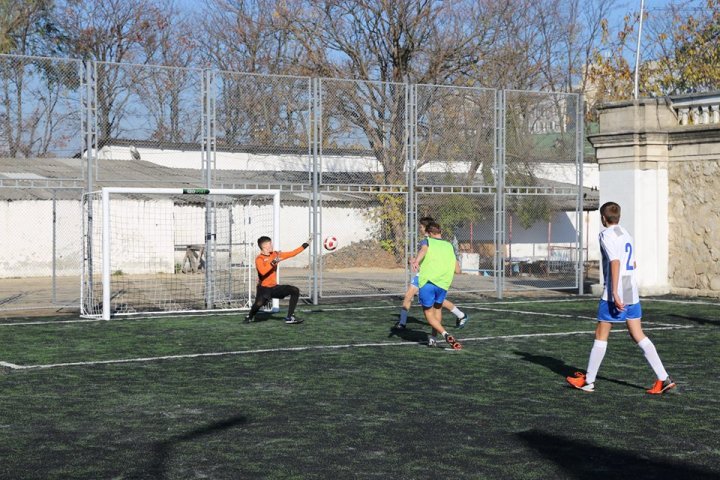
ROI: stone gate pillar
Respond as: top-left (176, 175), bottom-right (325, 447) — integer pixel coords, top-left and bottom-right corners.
top-left (589, 94), bottom-right (720, 298)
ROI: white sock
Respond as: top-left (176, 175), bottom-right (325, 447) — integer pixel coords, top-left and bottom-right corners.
top-left (585, 339), bottom-right (607, 384)
top-left (441, 331), bottom-right (449, 339)
top-left (638, 337), bottom-right (668, 381)
top-left (450, 307), bottom-right (464, 319)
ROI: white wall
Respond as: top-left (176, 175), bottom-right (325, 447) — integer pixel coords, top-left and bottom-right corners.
top-left (0, 200), bottom-right (82, 278)
top-left (504, 212), bottom-right (600, 261)
top-left (599, 166), bottom-right (669, 295)
top-left (0, 198), bottom-right (377, 277)
top-left (98, 145), bottom-right (599, 187)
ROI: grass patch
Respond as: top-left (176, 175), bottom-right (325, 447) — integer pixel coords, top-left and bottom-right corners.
top-left (0, 296), bottom-right (718, 479)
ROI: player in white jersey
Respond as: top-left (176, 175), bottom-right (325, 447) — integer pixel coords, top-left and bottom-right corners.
top-left (567, 202), bottom-right (676, 394)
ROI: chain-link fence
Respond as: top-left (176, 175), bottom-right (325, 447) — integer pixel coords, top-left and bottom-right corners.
top-left (0, 189), bottom-right (83, 313)
top-left (92, 62), bottom-right (205, 186)
top-left (503, 90), bottom-right (583, 292)
top-left (0, 55), bottom-right (84, 313)
top-left (0, 54), bottom-right (586, 315)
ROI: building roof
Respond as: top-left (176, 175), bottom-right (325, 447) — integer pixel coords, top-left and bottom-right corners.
top-left (0, 155), bottom-right (598, 210)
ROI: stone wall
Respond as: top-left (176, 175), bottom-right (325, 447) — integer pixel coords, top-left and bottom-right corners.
top-left (668, 159), bottom-right (720, 297)
top-left (590, 94), bottom-right (720, 298)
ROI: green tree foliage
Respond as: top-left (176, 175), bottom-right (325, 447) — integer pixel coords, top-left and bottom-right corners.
top-left (647, 0), bottom-right (720, 94)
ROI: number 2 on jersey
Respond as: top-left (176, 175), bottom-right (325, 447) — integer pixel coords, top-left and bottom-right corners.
top-left (625, 243), bottom-right (634, 270)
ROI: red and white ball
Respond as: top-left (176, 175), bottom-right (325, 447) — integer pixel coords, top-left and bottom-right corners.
top-left (323, 236), bottom-right (338, 251)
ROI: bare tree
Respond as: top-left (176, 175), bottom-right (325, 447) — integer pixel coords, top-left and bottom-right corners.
top-left (56, 0), bottom-right (169, 141)
top-left (198, 0), bottom-right (311, 149)
top-left (199, 0), bottom-right (304, 74)
top-left (0, 0), bottom-right (58, 55)
top-left (0, 1), bottom-right (76, 158)
top-left (280, 0), bottom-right (489, 186)
top-left (135, 1), bottom-right (200, 143)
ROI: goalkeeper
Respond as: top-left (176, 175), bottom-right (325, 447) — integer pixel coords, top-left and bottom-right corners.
top-left (245, 236), bottom-right (310, 325)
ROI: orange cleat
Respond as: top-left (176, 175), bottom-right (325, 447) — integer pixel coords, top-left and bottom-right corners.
top-left (647, 376), bottom-right (676, 395)
top-left (444, 334), bottom-right (462, 350)
top-left (566, 372), bottom-right (594, 392)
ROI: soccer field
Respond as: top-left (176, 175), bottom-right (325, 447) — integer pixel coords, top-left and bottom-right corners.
top-left (1, 296), bottom-right (719, 479)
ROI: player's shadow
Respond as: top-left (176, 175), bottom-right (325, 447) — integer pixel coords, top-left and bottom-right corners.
top-left (513, 350), bottom-right (645, 390)
top-left (140, 414), bottom-right (249, 479)
top-left (245, 314), bottom-right (272, 323)
top-left (517, 429), bottom-right (718, 479)
top-left (245, 312), bottom-right (289, 323)
top-left (669, 314), bottom-right (720, 327)
top-left (388, 317), bottom-right (430, 343)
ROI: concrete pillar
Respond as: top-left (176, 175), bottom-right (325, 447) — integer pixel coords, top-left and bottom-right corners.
top-left (588, 99), bottom-right (674, 295)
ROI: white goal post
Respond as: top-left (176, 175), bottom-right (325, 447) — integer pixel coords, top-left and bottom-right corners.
top-left (81, 187), bottom-right (281, 320)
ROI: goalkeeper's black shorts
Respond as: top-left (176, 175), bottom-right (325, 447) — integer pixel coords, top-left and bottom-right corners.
top-left (255, 284), bottom-right (299, 301)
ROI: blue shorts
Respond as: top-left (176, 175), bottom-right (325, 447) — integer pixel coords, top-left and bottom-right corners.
top-left (597, 300), bottom-right (642, 322)
top-left (418, 282), bottom-right (447, 308)
top-left (410, 275), bottom-right (419, 288)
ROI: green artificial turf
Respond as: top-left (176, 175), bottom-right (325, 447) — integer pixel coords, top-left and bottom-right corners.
top-left (0, 296), bottom-right (718, 479)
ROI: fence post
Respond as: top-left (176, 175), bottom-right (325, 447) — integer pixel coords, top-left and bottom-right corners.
top-left (494, 89), bottom-right (506, 299)
top-left (405, 81), bottom-right (417, 276)
top-left (576, 94), bottom-right (585, 294)
top-left (81, 59), bottom-right (96, 193)
top-left (202, 69), bottom-right (217, 307)
top-left (311, 78), bottom-right (321, 305)
top-left (81, 59), bottom-right (97, 308)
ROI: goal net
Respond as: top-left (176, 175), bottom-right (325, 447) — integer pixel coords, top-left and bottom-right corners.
top-left (82, 188), bottom-right (280, 319)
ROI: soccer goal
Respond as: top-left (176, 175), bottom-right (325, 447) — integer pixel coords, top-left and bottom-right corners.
top-left (81, 188), bottom-right (280, 319)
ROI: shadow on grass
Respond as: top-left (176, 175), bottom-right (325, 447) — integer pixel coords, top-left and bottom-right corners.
top-left (245, 312), bottom-right (290, 323)
top-left (669, 314), bottom-right (720, 327)
top-left (388, 327), bottom-right (429, 343)
top-left (513, 350), bottom-right (645, 390)
top-left (387, 315), bottom-right (429, 343)
top-left (140, 414), bottom-right (248, 479)
top-left (517, 429), bottom-right (718, 479)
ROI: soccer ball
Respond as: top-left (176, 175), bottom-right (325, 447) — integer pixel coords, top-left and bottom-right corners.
top-left (323, 236), bottom-right (338, 251)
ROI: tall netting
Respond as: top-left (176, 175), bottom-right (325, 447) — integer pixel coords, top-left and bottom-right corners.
top-left (319, 190), bottom-right (408, 298)
top-left (0, 55), bottom-right (84, 313)
top-left (319, 79), bottom-right (407, 185)
top-left (214, 72), bottom-right (311, 185)
top-left (315, 78), bottom-right (410, 298)
top-left (503, 90), bottom-right (582, 291)
top-left (0, 55), bottom-right (82, 162)
top-left (93, 62), bottom-right (204, 184)
top-left (82, 189), bottom-right (278, 318)
top-left (0, 52), bottom-right (588, 313)
top-left (415, 85), bottom-right (496, 186)
top-left (413, 85), bottom-right (498, 292)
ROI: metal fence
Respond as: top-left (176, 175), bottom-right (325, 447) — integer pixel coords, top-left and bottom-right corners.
top-left (0, 54), bottom-right (585, 314)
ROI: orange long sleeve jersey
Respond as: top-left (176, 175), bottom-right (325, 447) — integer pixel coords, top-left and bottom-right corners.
top-left (255, 245), bottom-right (307, 288)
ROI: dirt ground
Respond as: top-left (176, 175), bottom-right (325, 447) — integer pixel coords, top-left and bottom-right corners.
top-left (321, 239), bottom-right (402, 269)
top-left (0, 239), bottom-right (587, 317)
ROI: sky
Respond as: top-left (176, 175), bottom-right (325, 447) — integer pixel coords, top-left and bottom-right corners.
top-left (608, 0), bottom-right (709, 28)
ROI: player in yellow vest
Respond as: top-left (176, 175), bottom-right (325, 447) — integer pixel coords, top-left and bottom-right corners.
top-left (412, 222), bottom-right (462, 350)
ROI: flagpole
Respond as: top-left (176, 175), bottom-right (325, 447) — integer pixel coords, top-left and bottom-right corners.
top-left (633, 0), bottom-right (645, 100)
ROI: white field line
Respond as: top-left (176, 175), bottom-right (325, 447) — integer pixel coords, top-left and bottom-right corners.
top-left (0, 318), bottom-right (103, 327)
top-left (458, 305), bottom-right (685, 327)
top-left (1, 296), bottom-right (715, 328)
top-left (0, 324), bottom-right (693, 371)
top-left (461, 305), bottom-right (597, 320)
top-left (644, 298), bottom-right (720, 306)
